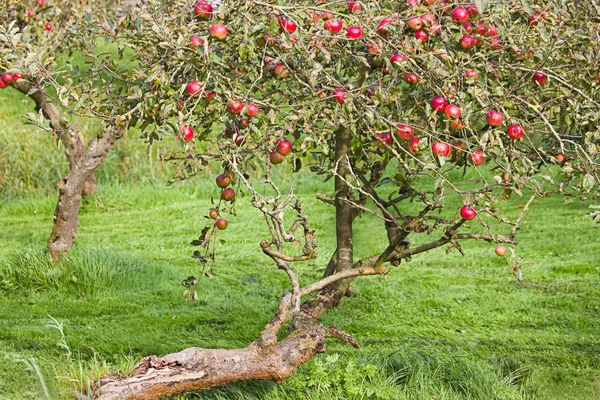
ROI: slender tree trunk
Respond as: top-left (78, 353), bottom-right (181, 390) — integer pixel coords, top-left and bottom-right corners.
top-left (48, 126), bottom-right (124, 260)
top-left (12, 79), bottom-right (98, 195)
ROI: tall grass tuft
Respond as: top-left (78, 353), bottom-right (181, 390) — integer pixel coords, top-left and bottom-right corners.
top-left (0, 248), bottom-right (173, 296)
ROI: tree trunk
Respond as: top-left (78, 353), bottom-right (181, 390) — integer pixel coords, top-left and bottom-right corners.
top-left (12, 79), bottom-right (98, 195)
top-left (95, 126), bottom-right (358, 399)
top-left (48, 126), bottom-right (124, 260)
top-left (97, 315), bottom-right (326, 400)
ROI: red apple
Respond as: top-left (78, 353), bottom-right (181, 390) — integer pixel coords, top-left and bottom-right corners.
top-left (554, 153), bottom-right (566, 163)
top-left (460, 205), bottom-right (477, 220)
top-left (324, 19), bottom-right (343, 33)
top-left (186, 80), bottom-right (203, 96)
top-left (474, 21), bottom-right (487, 35)
top-left (1, 73), bottom-right (14, 84)
top-left (495, 246), bottom-right (507, 256)
top-left (429, 22), bottom-right (441, 35)
top-left (375, 133), bottom-right (393, 148)
top-left (489, 37), bottom-right (502, 50)
top-left (190, 35), bottom-right (205, 48)
top-left (420, 12), bottom-right (435, 25)
top-left (377, 17), bottom-right (394, 35)
top-left (432, 141), bottom-right (451, 157)
top-left (507, 124), bottom-right (524, 139)
top-left (209, 24), bottom-right (228, 40)
top-left (396, 125), bottom-right (414, 140)
top-left (465, 69), bottom-right (479, 81)
top-left (321, 11), bottom-right (334, 20)
top-left (409, 137), bottom-right (421, 152)
top-left (444, 104), bottom-right (461, 119)
top-left (194, 2), bottom-right (213, 18)
top-left (405, 73), bottom-right (419, 85)
top-left (238, 118), bottom-right (250, 129)
top-left (348, 1), bottom-right (364, 13)
top-left (215, 219), bottom-right (228, 230)
top-left (346, 26), bottom-right (363, 39)
top-left (278, 17), bottom-right (297, 33)
top-left (466, 4), bottom-right (479, 19)
top-left (44, 23), bottom-right (52, 31)
top-left (180, 125), bottom-right (194, 142)
top-left (216, 174), bottom-right (231, 188)
top-left (486, 110), bottom-right (503, 127)
top-left (333, 88), bottom-right (346, 103)
top-left (407, 16), bottom-right (423, 31)
top-left (13, 73), bottom-right (23, 80)
top-left (27, 10), bottom-right (35, 17)
top-left (431, 96), bottom-right (448, 112)
top-left (0, 80), bottom-right (7, 89)
top-left (366, 40), bottom-right (382, 54)
top-left (486, 24), bottom-right (498, 37)
top-left (221, 188), bottom-right (235, 201)
top-left (462, 21), bottom-right (473, 33)
top-left (37, 0), bottom-right (44, 6)
top-left (206, 91), bottom-right (217, 104)
top-left (470, 149), bottom-right (485, 165)
top-left (227, 99), bottom-right (243, 114)
top-left (245, 103), bottom-right (259, 117)
top-left (269, 151), bottom-right (285, 164)
top-left (390, 54), bottom-right (407, 66)
top-left (459, 35), bottom-right (475, 50)
top-left (533, 71), bottom-right (547, 85)
top-left (209, 208), bottom-right (219, 219)
top-left (450, 119), bottom-right (465, 130)
top-left (276, 139), bottom-right (293, 155)
top-left (451, 6), bottom-right (469, 23)
top-left (414, 30), bottom-right (429, 42)
top-left (273, 63), bottom-right (289, 78)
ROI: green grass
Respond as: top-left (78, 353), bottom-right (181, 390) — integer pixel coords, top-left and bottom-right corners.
top-left (0, 181), bottom-right (599, 399)
top-left (1, 82), bottom-right (600, 399)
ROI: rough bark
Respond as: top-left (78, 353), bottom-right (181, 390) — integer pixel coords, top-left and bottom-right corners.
top-left (12, 79), bottom-right (98, 195)
top-left (303, 126), bottom-right (355, 316)
top-left (48, 126), bottom-right (124, 260)
top-left (98, 314), bottom-right (327, 400)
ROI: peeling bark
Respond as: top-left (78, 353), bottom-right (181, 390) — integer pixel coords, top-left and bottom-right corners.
top-left (12, 79), bottom-right (98, 195)
top-left (98, 315), bottom-right (326, 400)
top-left (48, 126), bottom-right (124, 260)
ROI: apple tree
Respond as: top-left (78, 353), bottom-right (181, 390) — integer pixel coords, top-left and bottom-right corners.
top-left (4, 0), bottom-right (600, 397)
top-left (0, 0), bottom-right (142, 258)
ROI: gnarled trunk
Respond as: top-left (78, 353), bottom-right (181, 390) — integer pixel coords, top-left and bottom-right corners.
top-left (48, 126), bottom-right (124, 260)
top-left (96, 125), bottom-right (359, 399)
top-left (12, 79), bottom-right (98, 195)
top-left (98, 314), bottom-right (327, 400)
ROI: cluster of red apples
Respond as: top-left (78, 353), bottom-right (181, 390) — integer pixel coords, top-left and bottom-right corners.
top-left (23, 0), bottom-right (53, 31)
top-left (182, 0), bottom-right (567, 227)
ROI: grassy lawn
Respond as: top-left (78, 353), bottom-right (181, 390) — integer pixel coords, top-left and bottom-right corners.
top-left (1, 86), bottom-right (600, 400)
top-left (0, 179), bottom-right (599, 399)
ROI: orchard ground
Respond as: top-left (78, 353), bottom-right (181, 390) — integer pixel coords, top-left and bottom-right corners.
top-left (1, 90), bottom-right (600, 400)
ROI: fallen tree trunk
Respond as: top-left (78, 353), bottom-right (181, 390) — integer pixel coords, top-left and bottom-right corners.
top-left (48, 126), bottom-right (124, 260)
top-left (12, 79), bottom-right (98, 195)
top-left (98, 314), bottom-right (327, 400)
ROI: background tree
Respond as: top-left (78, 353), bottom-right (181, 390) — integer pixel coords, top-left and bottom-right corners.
top-left (1, 0), bottom-right (138, 258)
top-left (3, 0), bottom-right (600, 398)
